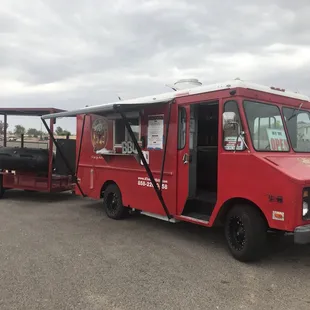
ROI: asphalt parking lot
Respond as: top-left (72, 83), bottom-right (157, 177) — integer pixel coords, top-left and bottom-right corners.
top-left (0, 191), bottom-right (310, 310)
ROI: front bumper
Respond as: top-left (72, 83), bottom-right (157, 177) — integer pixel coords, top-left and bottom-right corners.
top-left (294, 224), bottom-right (310, 244)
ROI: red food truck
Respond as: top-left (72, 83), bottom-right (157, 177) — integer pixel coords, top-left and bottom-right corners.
top-left (42, 79), bottom-right (310, 262)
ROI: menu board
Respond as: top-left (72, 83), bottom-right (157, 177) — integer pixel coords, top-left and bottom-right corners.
top-left (147, 115), bottom-right (164, 150)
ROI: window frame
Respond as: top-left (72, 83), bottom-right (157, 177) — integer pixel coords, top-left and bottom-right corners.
top-left (113, 116), bottom-right (141, 147)
top-left (243, 100), bottom-right (290, 153)
top-left (177, 107), bottom-right (187, 150)
top-left (222, 100), bottom-right (245, 152)
top-left (282, 106), bottom-right (310, 153)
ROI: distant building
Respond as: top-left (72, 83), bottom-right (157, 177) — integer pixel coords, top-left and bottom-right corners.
top-left (297, 122), bottom-right (310, 141)
top-left (53, 135), bottom-right (76, 140)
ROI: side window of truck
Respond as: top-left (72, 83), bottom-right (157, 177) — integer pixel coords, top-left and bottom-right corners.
top-left (253, 115), bottom-right (284, 150)
top-left (114, 118), bottom-right (140, 146)
top-left (178, 107), bottom-right (186, 149)
top-left (223, 101), bottom-right (244, 151)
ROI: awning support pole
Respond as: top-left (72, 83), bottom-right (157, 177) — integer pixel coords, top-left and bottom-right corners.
top-left (114, 105), bottom-right (172, 219)
top-left (3, 114), bottom-right (7, 147)
top-left (41, 118), bottom-right (85, 197)
top-left (75, 115), bottom-right (86, 177)
top-left (47, 118), bottom-right (54, 191)
top-left (159, 101), bottom-right (173, 192)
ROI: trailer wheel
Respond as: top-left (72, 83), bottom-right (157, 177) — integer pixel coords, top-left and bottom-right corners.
top-left (0, 176), bottom-right (5, 199)
top-left (103, 184), bottom-right (128, 220)
top-left (225, 205), bottom-right (267, 262)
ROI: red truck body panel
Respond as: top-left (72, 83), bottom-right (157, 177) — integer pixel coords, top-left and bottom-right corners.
top-left (74, 86), bottom-right (310, 232)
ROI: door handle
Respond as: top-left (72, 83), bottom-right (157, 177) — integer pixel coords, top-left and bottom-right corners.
top-left (182, 153), bottom-right (190, 164)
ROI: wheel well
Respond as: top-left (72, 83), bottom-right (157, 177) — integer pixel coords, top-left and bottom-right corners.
top-left (214, 197), bottom-right (268, 227)
top-left (100, 180), bottom-right (118, 198)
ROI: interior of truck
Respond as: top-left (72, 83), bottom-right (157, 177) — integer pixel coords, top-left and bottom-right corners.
top-left (182, 101), bottom-right (219, 222)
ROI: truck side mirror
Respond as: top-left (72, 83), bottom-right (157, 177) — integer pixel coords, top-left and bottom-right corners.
top-left (223, 112), bottom-right (237, 131)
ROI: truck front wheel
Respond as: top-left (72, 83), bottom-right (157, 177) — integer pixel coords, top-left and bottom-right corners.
top-left (103, 184), bottom-right (129, 220)
top-left (225, 205), bottom-right (267, 262)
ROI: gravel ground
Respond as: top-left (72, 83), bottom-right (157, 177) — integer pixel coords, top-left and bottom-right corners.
top-left (0, 191), bottom-right (310, 310)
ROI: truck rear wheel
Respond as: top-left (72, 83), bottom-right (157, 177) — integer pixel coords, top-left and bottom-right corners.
top-left (103, 184), bottom-right (128, 220)
top-left (225, 205), bottom-right (267, 262)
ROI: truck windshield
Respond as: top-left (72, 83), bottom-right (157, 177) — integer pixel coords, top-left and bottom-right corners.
top-left (243, 100), bottom-right (289, 152)
top-left (283, 107), bottom-right (310, 152)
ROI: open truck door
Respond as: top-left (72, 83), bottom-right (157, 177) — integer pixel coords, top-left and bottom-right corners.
top-left (175, 101), bottom-right (220, 225)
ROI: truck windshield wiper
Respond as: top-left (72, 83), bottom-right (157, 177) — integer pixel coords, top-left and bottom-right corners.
top-left (287, 102), bottom-right (304, 121)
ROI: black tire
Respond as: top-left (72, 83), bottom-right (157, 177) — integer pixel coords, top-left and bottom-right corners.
top-left (225, 205), bottom-right (267, 262)
top-left (103, 184), bottom-right (129, 220)
top-left (0, 176), bottom-right (5, 199)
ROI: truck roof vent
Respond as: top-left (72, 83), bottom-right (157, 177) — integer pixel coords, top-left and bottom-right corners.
top-left (170, 78), bottom-right (202, 91)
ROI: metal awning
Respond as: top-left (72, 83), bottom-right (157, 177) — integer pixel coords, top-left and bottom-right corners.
top-left (41, 97), bottom-right (173, 120)
top-left (0, 108), bottom-right (66, 116)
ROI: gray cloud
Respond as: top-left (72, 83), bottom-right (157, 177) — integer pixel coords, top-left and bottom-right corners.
top-left (0, 0), bottom-right (310, 130)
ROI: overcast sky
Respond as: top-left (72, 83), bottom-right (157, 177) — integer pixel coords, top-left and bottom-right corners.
top-left (1, 0), bottom-right (310, 132)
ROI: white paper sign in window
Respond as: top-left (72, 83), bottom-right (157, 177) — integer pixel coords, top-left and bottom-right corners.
top-left (266, 128), bottom-right (289, 151)
top-left (147, 115), bottom-right (164, 150)
top-left (224, 136), bottom-right (244, 150)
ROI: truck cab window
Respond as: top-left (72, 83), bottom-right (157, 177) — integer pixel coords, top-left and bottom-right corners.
top-left (283, 107), bottom-right (310, 152)
top-left (244, 101), bottom-right (289, 152)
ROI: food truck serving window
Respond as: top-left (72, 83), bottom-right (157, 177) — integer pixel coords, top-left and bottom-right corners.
top-left (243, 100), bottom-right (289, 152)
top-left (114, 117), bottom-right (140, 146)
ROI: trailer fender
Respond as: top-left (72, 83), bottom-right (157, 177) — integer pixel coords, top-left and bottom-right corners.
top-left (213, 197), bottom-right (269, 228)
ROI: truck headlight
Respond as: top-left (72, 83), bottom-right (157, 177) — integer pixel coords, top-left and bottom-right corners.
top-left (303, 189), bottom-right (310, 219)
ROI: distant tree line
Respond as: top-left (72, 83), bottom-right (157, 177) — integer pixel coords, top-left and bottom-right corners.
top-left (55, 126), bottom-right (71, 137)
top-left (0, 121), bottom-right (71, 138)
